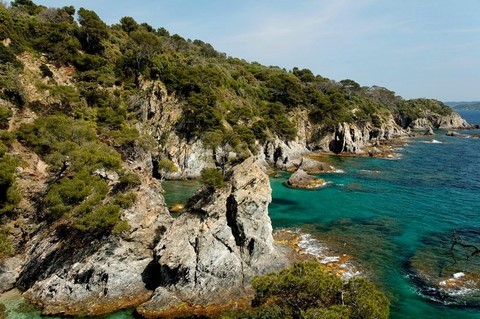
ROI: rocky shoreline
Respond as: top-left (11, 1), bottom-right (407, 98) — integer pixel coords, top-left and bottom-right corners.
top-left (1, 104), bottom-right (475, 317)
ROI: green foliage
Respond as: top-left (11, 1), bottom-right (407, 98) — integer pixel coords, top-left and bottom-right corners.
top-left (129, 29), bottom-right (162, 75)
top-left (0, 105), bottom-right (12, 129)
top-left (73, 204), bottom-right (121, 232)
top-left (398, 98), bottom-right (452, 121)
top-left (200, 168), bottom-right (225, 189)
top-left (113, 191), bottom-right (136, 209)
top-left (343, 277), bottom-right (390, 319)
top-left (292, 67), bottom-right (315, 83)
top-left (0, 155), bottom-right (21, 215)
top-left (39, 64), bottom-right (53, 78)
top-left (249, 261), bottom-right (389, 319)
top-left (203, 129), bottom-right (224, 150)
top-left (11, 0), bottom-right (40, 15)
top-left (17, 114), bottom-right (132, 232)
top-left (118, 171), bottom-right (141, 190)
top-left (0, 44), bottom-right (22, 67)
top-left (77, 7), bottom-right (108, 54)
top-left (261, 102), bottom-right (297, 140)
top-left (156, 158), bottom-right (178, 180)
top-left (0, 227), bottom-right (13, 258)
top-left (0, 63), bottom-right (26, 108)
top-left (119, 16), bottom-right (138, 34)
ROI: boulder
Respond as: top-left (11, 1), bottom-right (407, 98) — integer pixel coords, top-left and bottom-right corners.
top-left (286, 169), bottom-right (327, 189)
top-left (446, 131), bottom-right (463, 137)
top-left (297, 157), bottom-right (336, 174)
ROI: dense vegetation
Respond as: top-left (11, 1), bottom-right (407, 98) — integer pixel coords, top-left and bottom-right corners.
top-left (0, 0), bottom-right (453, 254)
top-left (224, 261), bottom-right (389, 319)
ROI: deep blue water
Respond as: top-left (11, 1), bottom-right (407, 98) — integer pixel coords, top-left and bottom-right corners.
top-left (3, 111), bottom-right (480, 318)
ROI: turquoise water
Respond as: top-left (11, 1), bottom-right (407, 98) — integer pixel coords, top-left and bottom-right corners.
top-left (3, 111), bottom-right (480, 318)
top-left (269, 110), bottom-right (480, 318)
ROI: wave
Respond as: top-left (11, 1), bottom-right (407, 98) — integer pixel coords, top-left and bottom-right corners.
top-left (297, 232), bottom-right (361, 279)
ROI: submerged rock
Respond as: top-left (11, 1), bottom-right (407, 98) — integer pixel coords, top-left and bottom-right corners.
top-left (287, 169), bottom-right (327, 189)
top-left (446, 131), bottom-right (463, 137)
top-left (137, 158), bottom-right (289, 317)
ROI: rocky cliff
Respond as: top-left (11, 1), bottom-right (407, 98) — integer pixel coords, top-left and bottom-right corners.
top-left (137, 157), bottom-right (289, 317)
top-left (14, 161), bottom-right (171, 316)
top-left (1, 156), bottom-right (289, 316)
top-left (409, 111), bottom-right (470, 130)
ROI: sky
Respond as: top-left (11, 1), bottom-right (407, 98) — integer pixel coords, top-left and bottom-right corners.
top-left (25, 0), bottom-right (480, 101)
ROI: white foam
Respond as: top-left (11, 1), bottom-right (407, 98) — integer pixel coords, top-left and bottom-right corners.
top-left (442, 286), bottom-right (479, 298)
top-left (297, 232), bottom-right (361, 279)
top-left (453, 272), bottom-right (465, 279)
top-left (432, 139), bottom-right (442, 144)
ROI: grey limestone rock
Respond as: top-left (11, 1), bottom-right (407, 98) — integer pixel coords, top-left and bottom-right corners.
top-left (138, 158), bottom-right (289, 314)
top-left (16, 176), bottom-right (171, 316)
top-left (287, 169), bottom-right (327, 189)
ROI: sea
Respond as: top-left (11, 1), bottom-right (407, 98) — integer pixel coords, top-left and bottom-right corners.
top-left (2, 110), bottom-right (480, 319)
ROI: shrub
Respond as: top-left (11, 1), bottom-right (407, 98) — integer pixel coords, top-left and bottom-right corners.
top-left (156, 158), bottom-right (178, 180)
top-left (0, 105), bottom-right (12, 129)
top-left (200, 168), bottom-right (225, 189)
top-left (118, 171), bottom-right (141, 189)
top-left (0, 155), bottom-right (21, 215)
top-left (113, 191), bottom-right (137, 209)
top-left (0, 227), bottom-right (13, 258)
top-left (250, 261), bottom-right (389, 319)
top-left (74, 204), bottom-right (122, 232)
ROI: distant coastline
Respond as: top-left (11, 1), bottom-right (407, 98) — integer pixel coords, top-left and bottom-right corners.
top-left (445, 101), bottom-right (480, 110)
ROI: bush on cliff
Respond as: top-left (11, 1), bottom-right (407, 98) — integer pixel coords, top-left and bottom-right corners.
top-left (240, 261), bottom-right (389, 319)
top-left (200, 167), bottom-right (225, 189)
top-left (0, 227), bottom-right (13, 258)
top-left (0, 154), bottom-right (21, 215)
top-left (17, 115), bottom-right (136, 233)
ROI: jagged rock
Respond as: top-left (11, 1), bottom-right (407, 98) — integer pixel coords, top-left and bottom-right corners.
top-left (368, 147), bottom-right (381, 157)
top-left (314, 119), bottom-right (406, 155)
top-left (137, 158), bottom-right (289, 316)
top-left (424, 127), bottom-right (435, 136)
top-left (411, 112), bottom-right (470, 129)
top-left (297, 157), bottom-right (336, 174)
top-left (260, 138), bottom-right (309, 171)
top-left (0, 256), bottom-right (24, 292)
top-left (446, 131), bottom-right (463, 137)
top-left (16, 177), bottom-right (171, 316)
top-left (162, 135), bottom-right (215, 179)
top-left (93, 168), bottom-right (119, 185)
top-left (286, 169), bottom-right (327, 189)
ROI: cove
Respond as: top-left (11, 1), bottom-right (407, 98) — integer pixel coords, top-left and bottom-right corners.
top-left (3, 112), bottom-right (480, 318)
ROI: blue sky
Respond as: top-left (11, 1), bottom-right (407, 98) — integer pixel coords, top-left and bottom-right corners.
top-left (27, 0), bottom-right (480, 101)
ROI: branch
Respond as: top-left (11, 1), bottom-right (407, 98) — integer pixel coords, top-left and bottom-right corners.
top-left (450, 231), bottom-right (480, 263)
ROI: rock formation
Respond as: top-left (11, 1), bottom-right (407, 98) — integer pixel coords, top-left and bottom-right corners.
top-left (410, 111), bottom-right (470, 130)
top-left (286, 169), bottom-right (328, 189)
top-left (13, 148), bottom-right (172, 316)
top-left (137, 158), bottom-right (289, 317)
